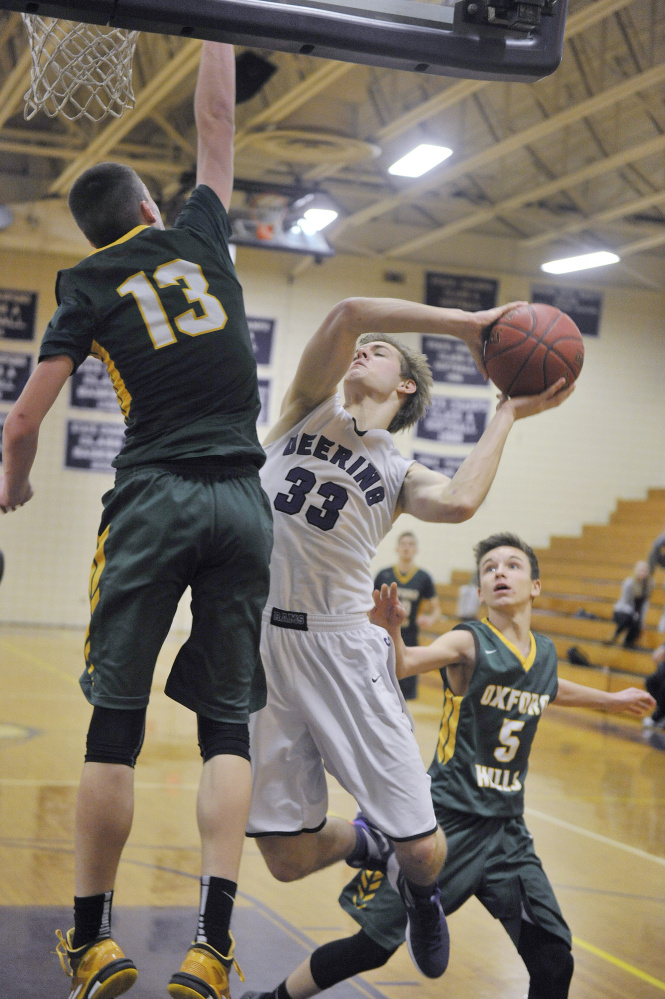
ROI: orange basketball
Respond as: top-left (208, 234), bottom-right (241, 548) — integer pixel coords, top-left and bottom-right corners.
top-left (483, 303), bottom-right (584, 397)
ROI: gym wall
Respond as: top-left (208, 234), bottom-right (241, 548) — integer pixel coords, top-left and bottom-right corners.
top-left (0, 243), bottom-right (663, 627)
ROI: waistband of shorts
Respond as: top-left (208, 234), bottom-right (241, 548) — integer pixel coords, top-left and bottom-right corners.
top-left (263, 607), bottom-right (369, 633)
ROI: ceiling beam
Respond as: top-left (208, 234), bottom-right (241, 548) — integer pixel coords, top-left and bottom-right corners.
top-left (521, 188), bottom-right (665, 249)
top-left (234, 59), bottom-right (354, 154)
top-left (379, 60), bottom-right (665, 257)
top-left (383, 130), bottom-right (665, 258)
top-left (0, 46), bottom-right (31, 131)
top-left (301, 0), bottom-right (638, 186)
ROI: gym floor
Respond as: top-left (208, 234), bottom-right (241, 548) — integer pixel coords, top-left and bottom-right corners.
top-left (1, 625), bottom-right (664, 998)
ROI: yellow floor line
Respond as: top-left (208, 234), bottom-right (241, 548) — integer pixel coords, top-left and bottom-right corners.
top-left (0, 638), bottom-right (79, 686)
top-left (573, 936), bottom-right (665, 991)
top-left (525, 807), bottom-right (665, 867)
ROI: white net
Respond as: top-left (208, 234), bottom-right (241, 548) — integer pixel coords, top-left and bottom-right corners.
top-left (21, 15), bottom-right (139, 122)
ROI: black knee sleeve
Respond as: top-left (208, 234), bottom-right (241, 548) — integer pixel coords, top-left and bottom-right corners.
top-left (310, 929), bottom-right (395, 990)
top-left (197, 716), bottom-right (250, 763)
top-left (518, 921), bottom-right (574, 999)
top-left (85, 706), bottom-right (147, 767)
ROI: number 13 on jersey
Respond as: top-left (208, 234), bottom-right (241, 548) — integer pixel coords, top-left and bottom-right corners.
top-left (118, 258), bottom-right (227, 348)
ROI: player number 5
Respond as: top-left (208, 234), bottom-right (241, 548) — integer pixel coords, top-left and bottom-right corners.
top-left (494, 718), bottom-right (525, 763)
top-left (118, 258), bottom-right (227, 348)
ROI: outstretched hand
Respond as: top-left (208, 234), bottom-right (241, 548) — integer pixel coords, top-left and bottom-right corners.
top-left (370, 582), bottom-right (407, 633)
top-left (607, 687), bottom-right (656, 716)
top-left (498, 377), bottom-right (576, 420)
top-left (463, 301), bottom-right (528, 378)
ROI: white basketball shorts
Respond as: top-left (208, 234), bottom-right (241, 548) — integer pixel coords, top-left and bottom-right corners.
top-left (247, 610), bottom-right (437, 841)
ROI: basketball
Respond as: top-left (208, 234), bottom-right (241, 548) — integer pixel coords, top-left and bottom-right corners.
top-left (483, 303), bottom-right (584, 397)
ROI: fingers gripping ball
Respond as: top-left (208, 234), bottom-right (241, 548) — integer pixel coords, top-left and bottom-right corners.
top-left (483, 303), bottom-right (584, 396)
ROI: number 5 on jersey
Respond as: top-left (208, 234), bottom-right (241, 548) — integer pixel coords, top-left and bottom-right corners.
top-left (118, 258), bottom-right (227, 348)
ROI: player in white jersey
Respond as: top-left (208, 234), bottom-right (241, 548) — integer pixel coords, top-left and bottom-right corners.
top-left (248, 296), bottom-right (573, 981)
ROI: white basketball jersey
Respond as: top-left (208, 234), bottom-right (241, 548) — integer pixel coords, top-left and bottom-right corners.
top-left (261, 394), bottom-right (413, 616)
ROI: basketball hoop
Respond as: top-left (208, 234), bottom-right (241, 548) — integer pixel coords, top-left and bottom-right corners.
top-left (247, 193), bottom-right (290, 243)
top-left (21, 15), bottom-right (139, 122)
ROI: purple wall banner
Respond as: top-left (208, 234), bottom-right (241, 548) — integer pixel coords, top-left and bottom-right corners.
top-left (422, 335), bottom-right (485, 386)
top-left (65, 420), bottom-right (126, 473)
top-left (70, 356), bottom-right (118, 412)
top-left (413, 452), bottom-right (465, 477)
top-left (247, 317), bottom-right (275, 365)
top-left (0, 351), bottom-right (32, 402)
top-left (417, 396), bottom-right (490, 445)
top-left (426, 272), bottom-right (498, 312)
top-left (0, 289), bottom-right (37, 341)
top-left (531, 284), bottom-right (602, 337)
top-left (258, 378), bottom-right (271, 425)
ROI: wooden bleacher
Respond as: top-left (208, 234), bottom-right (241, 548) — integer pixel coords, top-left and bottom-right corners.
top-left (418, 488), bottom-right (665, 713)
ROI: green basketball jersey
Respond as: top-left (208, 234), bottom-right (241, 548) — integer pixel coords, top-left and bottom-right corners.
top-left (39, 185), bottom-right (264, 469)
top-left (429, 618), bottom-right (559, 818)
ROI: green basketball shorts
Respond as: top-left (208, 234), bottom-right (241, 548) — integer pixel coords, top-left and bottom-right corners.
top-left (339, 808), bottom-right (571, 950)
top-left (83, 464), bottom-right (273, 722)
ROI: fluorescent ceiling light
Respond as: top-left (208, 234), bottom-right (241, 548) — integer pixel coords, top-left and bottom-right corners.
top-left (541, 250), bottom-right (620, 274)
top-left (297, 208), bottom-right (338, 234)
top-left (388, 143), bottom-right (453, 178)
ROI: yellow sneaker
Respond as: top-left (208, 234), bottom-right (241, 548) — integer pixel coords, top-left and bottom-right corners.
top-left (168, 935), bottom-right (244, 999)
top-left (55, 928), bottom-right (138, 999)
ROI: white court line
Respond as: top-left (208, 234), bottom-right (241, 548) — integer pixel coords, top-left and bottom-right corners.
top-left (525, 806), bottom-right (665, 867)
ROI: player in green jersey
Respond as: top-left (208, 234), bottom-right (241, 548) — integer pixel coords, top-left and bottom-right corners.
top-left (239, 532), bottom-right (654, 999)
top-left (0, 43), bottom-right (272, 999)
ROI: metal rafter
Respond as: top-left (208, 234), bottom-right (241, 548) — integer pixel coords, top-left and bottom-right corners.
top-left (381, 60), bottom-right (665, 257)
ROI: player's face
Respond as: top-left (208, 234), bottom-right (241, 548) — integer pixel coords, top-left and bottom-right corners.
top-left (397, 535), bottom-right (417, 562)
top-left (478, 546), bottom-right (540, 610)
top-left (344, 341), bottom-right (411, 397)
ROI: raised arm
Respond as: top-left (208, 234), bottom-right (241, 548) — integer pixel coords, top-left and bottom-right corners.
top-left (0, 355), bottom-right (73, 512)
top-left (553, 678), bottom-right (655, 716)
top-left (398, 379), bottom-right (575, 522)
top-left (265, 297), bottom-right (524, 445)
top-left (370, 582), bottom-right (475, 680)
top-left (195, 42), bottom-right (236, 211)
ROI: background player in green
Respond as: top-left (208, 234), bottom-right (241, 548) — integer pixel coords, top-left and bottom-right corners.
top-left (374, 530), bottom-right (440, 700)
top-left (239, 532), bottom-right (654, 999)
top-left (0, 42), bottom-right (272, 999)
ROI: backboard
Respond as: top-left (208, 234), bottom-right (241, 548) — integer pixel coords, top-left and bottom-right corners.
top-left (1, 0), bottom-right (569, 83)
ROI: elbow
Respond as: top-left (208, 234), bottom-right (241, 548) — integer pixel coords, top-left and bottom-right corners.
top-left (441, 501), bottom-right (477, 524)
top-left (334, 298), bottom-right (373, 336)
top-left (4, 409), bottom-right (39, 444)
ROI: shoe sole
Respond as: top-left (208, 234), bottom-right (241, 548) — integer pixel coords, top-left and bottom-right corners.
top-left (167, 972), bottom-right (219, 999)
top-left (78, 961), bottom-right (138, 999)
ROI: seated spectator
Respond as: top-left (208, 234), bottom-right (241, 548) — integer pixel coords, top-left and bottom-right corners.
top-left (643, 643), bottom-right (665, 729)
top-left (610, 560), bottom-right (652, 648)
top-left (647, 528), bottom-right (665, 633)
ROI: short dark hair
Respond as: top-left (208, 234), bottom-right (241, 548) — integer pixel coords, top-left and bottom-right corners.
top-left (398, 531), bottom-right (416, 542)
top-left (356, 332), bottom-right (433, 433)
top-left (68, 162), bottom-right (147, 248)
top-left (474, 532), bottom-right (540, 580)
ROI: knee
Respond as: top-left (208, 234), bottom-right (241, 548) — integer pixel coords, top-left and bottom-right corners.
top-left (257, 838), bottom-right (307, 882)
top-left (396, 827), bottom-right (446, 881)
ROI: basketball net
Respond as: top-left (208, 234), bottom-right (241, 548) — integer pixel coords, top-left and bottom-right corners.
top-left (247, 193), bottom-right (290, 242)
top-left (21, 15), bottom-right (139, 122)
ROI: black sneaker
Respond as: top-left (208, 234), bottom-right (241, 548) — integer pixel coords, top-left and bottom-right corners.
top-left (395, 870), bottom-right (449, 978)
top-left (347, 812), bottom-right (394, 871)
